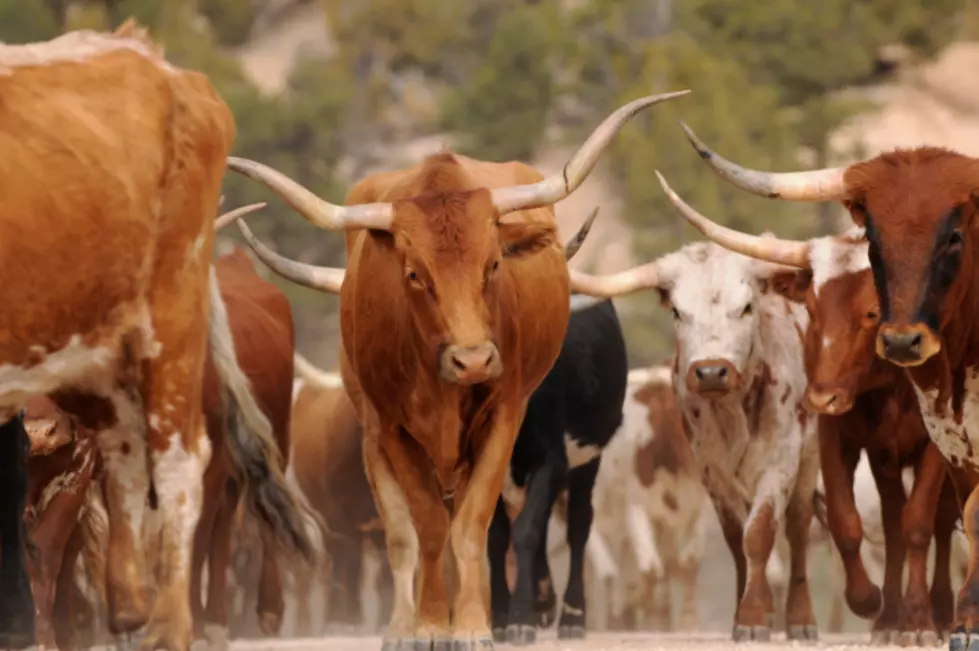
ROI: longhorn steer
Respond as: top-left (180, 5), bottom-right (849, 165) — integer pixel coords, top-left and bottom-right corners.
top-left (567, 240), bottom-right (821, 642)
top-left (668, 123), bottom-right (979, 651)
top-left (224, 91), bottom-right (689, 649)
top-left (488, 296), bottom-right (628, 645)
top-left (648, 172), bottom-right (963, 644)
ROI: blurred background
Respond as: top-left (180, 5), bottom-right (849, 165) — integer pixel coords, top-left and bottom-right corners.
top-left (8, 0), bottom-right (976, 633)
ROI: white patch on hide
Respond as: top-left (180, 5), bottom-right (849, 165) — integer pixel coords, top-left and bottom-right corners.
top-left (912, 368), bottom-right (979, 471)
top-left (808, 231), bottom-right (869, 296)
top-left (0, 30), bottom-right (176, 74)
top-left (564, 433), bottom-right (601, 469)
top-left (151, 429), bottom-right (207, 570)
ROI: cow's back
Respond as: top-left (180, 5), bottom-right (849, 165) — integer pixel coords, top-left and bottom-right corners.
top-left (0, 36), bottom-right (233, 367)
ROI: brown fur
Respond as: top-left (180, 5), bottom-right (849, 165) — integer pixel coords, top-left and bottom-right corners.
top-left (773, 265), bottom-right (960, 640)
top-left (337, 151), bottom-right (571, 641)
top-left (289, 379), bottom-right (391, 633)
top-left (633, 381), bottom-right (693, 483)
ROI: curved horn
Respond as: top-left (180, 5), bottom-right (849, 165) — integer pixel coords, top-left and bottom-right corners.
top-left (681, 122), bottom-right (847, 202)
top-left (293, 353), bottom-right (344, 389)
top-left (215, 202), bottom-right (267, 231)
top-left (654, 171), bottom-right (811, 269)
top-left (491, 91), bottom-right (691, 215)
top-left (568, 261), bottom-right (662, 298)
top-left (564, 207), bottom-right (599, 261)
top-left (236, 220), bottom-right (345, 294)
top-left (226, 157), bottom-right (395, 231)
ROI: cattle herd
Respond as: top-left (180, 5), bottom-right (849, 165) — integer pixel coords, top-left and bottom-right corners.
top-left (6, 17), bottom-right (979, 651)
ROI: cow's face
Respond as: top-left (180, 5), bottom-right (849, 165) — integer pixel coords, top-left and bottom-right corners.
top-left (392, 190), bottom-right (557, 385)
top-left (844, 148), bottom-right (979, 367)
top-left (660, 244), bottom-right (763, 399)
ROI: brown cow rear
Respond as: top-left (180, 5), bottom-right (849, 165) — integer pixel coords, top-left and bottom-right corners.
top-left (225, 92), bottom-right (688, 648)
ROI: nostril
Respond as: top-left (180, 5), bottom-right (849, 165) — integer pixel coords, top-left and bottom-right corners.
top-left (717, 366), bottom-right (728, 378)
top-left (482, 352), bottom-right (494, 368)
top-left (910, 333), bottom-right (922, 349)
top-left (451, 356), bottom-right (467, 372)
top-left (695, 367), bottom-right (705, 380)
top-left (826, 393), bottom-right (837, 406)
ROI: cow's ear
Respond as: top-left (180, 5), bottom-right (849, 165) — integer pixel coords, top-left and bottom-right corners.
top-left (499, 221), bottom-right (558, 258)
top-left (768, 269), bottom-right (812, 303)
top-left (843, 199), bottom-right (867, 227)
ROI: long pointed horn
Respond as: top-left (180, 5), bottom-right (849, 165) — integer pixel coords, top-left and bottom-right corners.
top-left (564, 207), bottom-right (599, 261)
top-left (226, 158), bottom-right (395, 232)
top-left (568, 262), bottom-right (662, 298)
top-left (215, 202), bottom-right (267, 231)
top-left (654, 171), bottom-right (811, 269)
top-left (491, 91), bottom-right (691, 215)
top-left (681, 123), bottom-right (848, 202)
top-left (236, 220), bottom-right (345, 293)
top-left (293, 353), bottom-right (344, 389)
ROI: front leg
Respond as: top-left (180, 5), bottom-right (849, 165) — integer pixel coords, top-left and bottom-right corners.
top-left (865, 457), bottom-right (906, 645)
top-left (897, 443), bottom-right (945, 646)
top-left (449, 403), bottom-right (524, 650)
top-left (0, 414), bottom-right (35, 649)
top-left (558, 457), bottom-right (600, 640)
top-left (487, 499), bottom-right (511, 641)
top-left (506, 459), bottom-right (566, 645)
top-left (950, 480), bottom-right (979, 651)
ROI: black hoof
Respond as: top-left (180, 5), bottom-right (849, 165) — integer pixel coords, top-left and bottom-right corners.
top-left (787, 624), bottom-right (818, 643)
top-left (733, 625), bottom-right (771, 643)
top-left (491, 628), bottom-right (506, 644)
top-left (451, 638), bottom-right (493, 651)
top-left (505, 624), bottom-right (535, 646)
top-left (558, 625), bottom-right (585, 639)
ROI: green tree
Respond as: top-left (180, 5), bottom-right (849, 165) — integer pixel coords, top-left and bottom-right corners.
top-left (0, 0), bottom-right (60, 43)
top-left (440, 2), bottom-right (561, 161)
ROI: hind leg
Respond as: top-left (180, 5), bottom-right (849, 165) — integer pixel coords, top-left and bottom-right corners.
top-left (933, 477), bottom-right (958, 636)
top-left (255, 527), bottom-right (285, 636)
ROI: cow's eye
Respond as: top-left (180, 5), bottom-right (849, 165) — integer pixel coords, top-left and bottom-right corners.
top-left (950, 230), bottom-right (964, 246)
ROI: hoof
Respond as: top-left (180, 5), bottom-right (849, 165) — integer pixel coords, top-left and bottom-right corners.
top-left (947, 629), bottom-right (979, 651)
top-left (900, 630), bottom-right (941, 647)
top-left (505, 624), bottom-right (535, 645)
top-left (491, 628), bottom-right (506, 644)
top-left (558, 625), bottom-right (585, 640)
top-left (847, 585), bottom-right (883, 620)
top-left (787, 624), bottom-right (818, 642)
top-left (451, 639), bottom-right (493, 651)
top-left (733, 625), bottom-right (771, 642)
top-left (870, 630), bottom-right (897, 646)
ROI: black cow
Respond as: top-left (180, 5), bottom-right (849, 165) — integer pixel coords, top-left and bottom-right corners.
top-left (488, 295), bottom-right (628, 645)
top-left (0, 411), bottom-right (35, 649)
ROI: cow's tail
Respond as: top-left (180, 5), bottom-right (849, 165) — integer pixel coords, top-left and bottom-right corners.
top-left (207, 268), bottom-right (321, 564)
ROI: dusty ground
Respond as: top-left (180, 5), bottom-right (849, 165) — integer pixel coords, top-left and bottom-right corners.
top-left (226, 632), bottom-right (917, 651)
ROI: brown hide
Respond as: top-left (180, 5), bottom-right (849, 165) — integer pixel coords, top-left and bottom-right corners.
top-left (632, 379), bottom-right (693, 486)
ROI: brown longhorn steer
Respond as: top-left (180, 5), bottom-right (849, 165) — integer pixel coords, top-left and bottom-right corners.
top-left (223, 91), bottom-right (689, 649)
top-left (643, 173), bottom-right (963, 644)
top-left (664, 126), bottom-right (979, 651)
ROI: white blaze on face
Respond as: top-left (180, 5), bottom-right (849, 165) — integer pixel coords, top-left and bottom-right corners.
top-left (664, 243), bottom-right (762, 383)
top-left (808, 229), bottom-right (870, 297)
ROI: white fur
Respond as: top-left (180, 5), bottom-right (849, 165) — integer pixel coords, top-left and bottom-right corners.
top-left (564, 434), bottom-right (601, 468)
top-left (293, 353), bottom-right (344, 389)
top-left (913, 369), bottom-right (979, 469)
top-left (0, 29), bottom-right (175, 74)
top-left (660, 242), bottom-right (819, 616)
top-left (808, 232), bottom-right (870, 295)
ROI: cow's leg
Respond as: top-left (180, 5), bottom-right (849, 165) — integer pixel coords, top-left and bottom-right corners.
top-left (734, 491), bottom-right (780, 642)
top-left (377, 428), bottom-right (451, 648)
top-left (256, 528), bottom-right (285, 635)
top-left (488, 498), bottom-right (511, 641)
top-left (198, 481), bottom-right (235, 651)
top-left (506, 460), bottom-right (566, 645)
top-left (783, 456), bottom-right (818, 641)
top-left (449, 406), bottom-right (524, 649)
top-left (362, 431), bottom-right (420, 646)
top-left (714, 504), bottom-right (747, 622)
top-left (678, 561), bottom-right (700, 631)
top-left (0, 414), bottom-right (36, 649)
top-left (867, 462), bottom-right (906, 645)
top-left (53, 522), bottom-right (87, 651)
top-left (950, 480), bottom-right (979, 651)
top-left (932, 477), bottom-right (958, 636)
top-left (897, 445), bottom-right (946, 646)
top-left (532, 529), bottom-right (557, 628)
top-left (558, 457), bottom-right (601, 640)
top-left (190, 458), bottom-right (223, 639)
